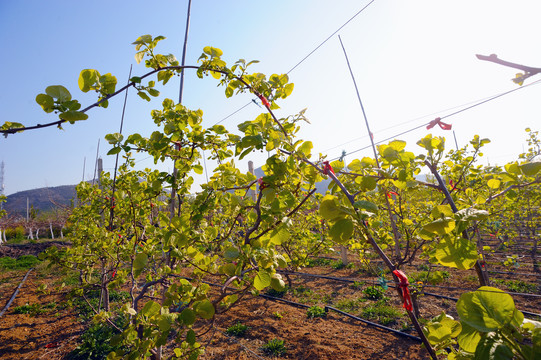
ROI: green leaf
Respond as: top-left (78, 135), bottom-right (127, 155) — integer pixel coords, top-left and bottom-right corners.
top-left (504, 162), bottom-right (520, 175)
top-left (137, 91), bottom-right (151, 101)
top-left (457, 323), bottom-right (482, 353)
top-left (519, 161), bottom-right (541, 176)
top-left (474, 332), bottom-right (514, 360)
top-left (432, 204), bottom-right (455, 218)
top-left (423, 218), bottom-right (456, 236)
top-left (148, 88), bottom-right (160, 97)
top-left (180, 308), bottom-right (195, 326)
top-left (270, 274), bottom-right (286, 291)
top-left (319, 195), bottom-right (344, 221)
top-left (457, 286), bottom-right (523, 333)
top-left (186, 329), bottom-right (196, 345)
top-left (254, 270), bottom-right (271, 290)
top-left (158, 315), bottom-right (172, 332)
top-left (99, 73), bottom-right (117, 94)
top-left (186, 329), bottom-right (197, 345)
top-left (270, 226), bottom-right (290, 245)
top-left (193, 300), bottom-right (215, 319)
top-left (59, 110), bottom-right (88, 122)
top-left (107, 147), bottom-right (122, 155)
top-left (133, 252), bottom-right (148, 270)
top-left (426, 314), bottom-right (462, 345)
top-left (329, 218), bottom-right (354, 244)
top-left (355, 176), bottom-right (377, 191)
top-left (388, 140), bottom-right (406, 151)
top-left (35, 94), bottom-right (54, 113)
top-left (434, 237), bottom-right (478, 269)
top-left (203, 46), bottom-right (223, 57)
top-left (141, 300), bottom-right (161, 317)
top-left (193, 164), bottom-right (204, 175)
top-left (487, 178), bottom-right (501, 189)
top-left (425, 323), bottom-right (452, 345)
top-left (105, 132), bottom-right (124, 144)
top-left (298, 141), bottom-right (313, 157)
top-left (78, 69), bottom-right (100, 92)
top-left (224, 247), bottom-right (240, 260)
top-left (455, 208), bottom-right (489, 223)
top-left (353, 200), bottom-right (378, 214)
top-left (46, 85), bottom-right (71, 102)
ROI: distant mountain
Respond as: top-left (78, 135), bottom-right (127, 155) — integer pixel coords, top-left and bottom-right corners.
top-left (4, 185), bottom-right (75, 216)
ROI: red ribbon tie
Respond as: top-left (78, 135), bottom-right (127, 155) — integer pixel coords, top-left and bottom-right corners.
top-left (426, 117), bottom-right (452, 130)
top-left (322, 161), bottom-right (335, 176)
top-left (257, 177), bottom-right (267, 191)
top-left (393, 270), bottom-right (413, 311)
top-left (258, 94), bottom-right (270, 108)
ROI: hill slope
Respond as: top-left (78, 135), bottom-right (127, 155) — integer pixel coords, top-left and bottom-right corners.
top-left (4, 185), bottom-right (75, 216)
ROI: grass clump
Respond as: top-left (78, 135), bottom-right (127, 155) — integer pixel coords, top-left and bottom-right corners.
top-left (13, 303), bottom-right (46, 316)
top-left (225, 322), bottom-right (249, 337)
top-left (261, 338), bottom-right (287, 357)
top-left (334, 297), bottom-right (365, 313)
top-left (493, 279), bottom-right (538, 294)
top-left (0, 255), bottom-right (41, 270)
top-left (66, 320), bottom-right (125, 360)
top-left (362, 285), bottom-right (385, 300)
top-left (306, 305), bottom-right (326, 319)
top-left (361, 299), bottom-right (403, 325)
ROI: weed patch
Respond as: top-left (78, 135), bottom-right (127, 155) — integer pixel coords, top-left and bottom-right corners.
top-left (261, 338), bottom-right (287, 357)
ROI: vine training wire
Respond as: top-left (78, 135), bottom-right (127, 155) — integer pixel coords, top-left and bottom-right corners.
top-left (328, 78), bottom-right (541, 161)
top-left (213, 0), bottom-right (377, 126)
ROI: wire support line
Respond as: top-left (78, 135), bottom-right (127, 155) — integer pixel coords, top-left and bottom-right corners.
top-left (322, 81), bottom-right (541, 154)
top-left (279, 270), bottom-right (541, 299)
top-left (286, 0), bottom-right (376, 75)
top-left (212, 0), bottom-right (376, 127)
top-left (327, 78), bottom-right (541, 161)
top-left (213, 101), bottom-right (253, 126)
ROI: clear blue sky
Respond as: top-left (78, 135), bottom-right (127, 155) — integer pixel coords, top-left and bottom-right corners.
top-left (1, 0), bottom-right (541, 195)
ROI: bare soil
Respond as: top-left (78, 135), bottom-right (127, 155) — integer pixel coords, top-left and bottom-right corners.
top-left (0, 240), bottom-right (539, 360)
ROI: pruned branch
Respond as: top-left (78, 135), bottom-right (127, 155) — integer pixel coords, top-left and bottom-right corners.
top-left (476, 54), bottom-right (541, 84)
top-left (476, 54), bottom-right (541, 75)
top-left (1, 64), bottom-right (288, 137)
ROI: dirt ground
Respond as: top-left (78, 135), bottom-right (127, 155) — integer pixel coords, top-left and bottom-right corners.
top-left (0, 241), bottom-right (539, 360)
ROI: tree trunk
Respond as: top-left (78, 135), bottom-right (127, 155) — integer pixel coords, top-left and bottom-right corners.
top-left (340, 245), bottom-right (349, 265)
top-left (49, 223), bottom-right (55, 239)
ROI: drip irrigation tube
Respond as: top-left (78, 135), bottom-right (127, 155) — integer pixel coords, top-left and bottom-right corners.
top-left (259, 293), bottom-right (421, 343)
top-left (258, 294), bottom-right (311, 309)
top-left (488, 270), bottom-right (541, 277)
top-left (279, 270), bottom-right (541, 318)
top-left (0, 268), bottom-right (33, 318)
top-left (193, 277), bottom-right (421, 342)
top-left (326, 305), bottom-right (421, 342)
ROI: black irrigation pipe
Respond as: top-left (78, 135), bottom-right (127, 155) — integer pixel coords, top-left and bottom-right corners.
top-left (325, 305), bottom-right (421, 342)
top-left (488, 270), bottom-right (541, 278)
top-left (191, 277), bottom-right (421, 342)
top-left (259, 293), bottom-right (421, 343)
top-left (281, 270), bottom-right (541, 299)
top-left (0, 268), bottom-right (33, 318)
top-left (258, 293), bottom-right (311, 309)
top-left (279, 270), bottom-right (541, 318)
